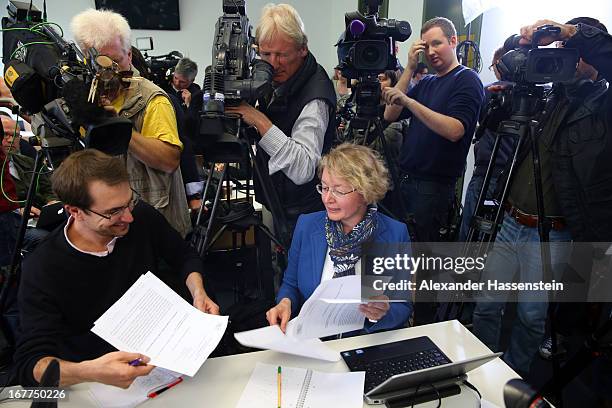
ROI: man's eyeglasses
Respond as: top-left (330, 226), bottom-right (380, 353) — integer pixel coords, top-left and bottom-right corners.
top-left (85, 189), bottom-right (140, 220)
top-left (315, 183), bottom-right (357, 199)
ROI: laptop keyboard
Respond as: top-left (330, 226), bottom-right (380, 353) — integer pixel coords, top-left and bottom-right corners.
top-left (355, 348), bottom-right (451, 392)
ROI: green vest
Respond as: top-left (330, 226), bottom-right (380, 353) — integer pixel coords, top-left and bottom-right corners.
top-left (119, 77), bottom-right (191, 238)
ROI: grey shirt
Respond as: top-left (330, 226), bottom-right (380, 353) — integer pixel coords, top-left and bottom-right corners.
top-left (258, 99), bottom-right (329, 185)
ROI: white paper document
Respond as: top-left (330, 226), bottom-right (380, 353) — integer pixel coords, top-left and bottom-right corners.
top-left (91, 272), bottom-right (228, 377)
top-left (287, 275), bottom-right (365, 339)
top-left (234, 325), bottom-right (340, 362)
top-left (89, 367), bottom-right (181, 408)
top-left (235, 362), bottom-right (365, 408)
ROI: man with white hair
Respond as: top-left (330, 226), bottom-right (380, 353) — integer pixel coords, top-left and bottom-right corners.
top-left (227, 3), bottom-right (336, 235)
top-left (70, 9), bottom-right (191, 237)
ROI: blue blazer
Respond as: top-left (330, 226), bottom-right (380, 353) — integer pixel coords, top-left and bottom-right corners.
top-left (277, 211), bottom-right (413, 332)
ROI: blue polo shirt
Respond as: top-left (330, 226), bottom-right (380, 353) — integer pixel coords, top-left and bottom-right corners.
top-left (398, 65), bottom-right (484, 182)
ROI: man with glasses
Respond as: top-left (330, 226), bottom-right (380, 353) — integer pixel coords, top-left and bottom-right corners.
top-left (70, 9), bottom-right (191, 238)
top-left (1, 116), bottom-right (59, 253)
top-left (14, 149), bottom-right (219, 387)
top-left (227, 4), bottom-right (336, 236)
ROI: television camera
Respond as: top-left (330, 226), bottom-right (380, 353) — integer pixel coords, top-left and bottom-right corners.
top-left (191, 0), bottom-right (287, 257)
top-left (336, 0), bottom-right (411, 126)
top-left (145, 50), bottom-right (184, 88)
top-left (2, 0), bottom-right (132, 164)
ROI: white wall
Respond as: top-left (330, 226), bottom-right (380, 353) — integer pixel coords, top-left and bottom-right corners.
top-left (389, 0), bottom-right (425, 68)
top-left (7, 1), bottom-right (426, 83)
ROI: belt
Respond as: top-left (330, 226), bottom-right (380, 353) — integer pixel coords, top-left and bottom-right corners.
top-left (503, 203), bottom-right (566, 231)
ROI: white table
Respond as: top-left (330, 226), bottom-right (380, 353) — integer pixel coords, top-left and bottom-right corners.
top-left (2, 320), bottom-right (518, 407)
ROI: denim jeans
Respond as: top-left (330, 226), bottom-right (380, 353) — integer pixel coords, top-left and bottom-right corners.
top-left (472, 214), bottom-right (572, 374)
top-left (400, 176), bottom-right (454, 242)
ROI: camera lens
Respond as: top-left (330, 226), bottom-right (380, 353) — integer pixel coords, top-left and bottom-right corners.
top-left (534, 57), bottom-right (562, 75)
top-left (362, 46), bottom-right (381, 64)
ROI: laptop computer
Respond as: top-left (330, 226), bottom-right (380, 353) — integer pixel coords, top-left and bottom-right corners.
top-left (35, 202), bottom-right (67, 231)
top-left (341, 336), bottom-right (502, 405)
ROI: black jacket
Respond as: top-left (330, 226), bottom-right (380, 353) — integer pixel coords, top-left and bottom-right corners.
top-left (546, 24), bottom-right (612, 241)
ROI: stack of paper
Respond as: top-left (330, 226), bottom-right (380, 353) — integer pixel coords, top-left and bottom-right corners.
top-left (234, 325), bottom-right (340, 362)
top-left (234, 275), bottom-right (365, 360)
top-left (92, 272), bottom-right (228, 377)
top-left (236, 363), bottom-right (365, 408)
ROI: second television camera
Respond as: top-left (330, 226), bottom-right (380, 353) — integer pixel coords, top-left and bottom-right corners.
top-left (497, 25), bottom-right (579, 85)
top-left (2, 0), bottom-right (131, 164)
top-left (198, 0), bottom-right (273, 159)
top-left (336, 0), bottom-right (411, 125)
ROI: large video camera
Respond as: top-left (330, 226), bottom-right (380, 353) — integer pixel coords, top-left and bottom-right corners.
top-left (483, 25), bottom-right (580, 130)
top-left (336, 0), bottom-right (410, 126)
top-left (497, 25), bottom-right (579, 85)
top-left (197, 0), bottom-right (273, 160)
top-left (146, 50), bottom-right (183, 88)
top-left (2, 0), bottom-right (131, 164)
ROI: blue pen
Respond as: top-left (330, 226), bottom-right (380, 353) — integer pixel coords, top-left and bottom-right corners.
top-left (128, 358), bottom-right (142, 366)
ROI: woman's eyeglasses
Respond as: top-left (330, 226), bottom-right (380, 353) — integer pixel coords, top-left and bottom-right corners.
top-left (315, 183), bottom-right (356, 199)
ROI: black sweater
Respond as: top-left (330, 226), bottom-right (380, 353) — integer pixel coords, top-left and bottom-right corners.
top-left (14, 202), bottom-right (204, 386)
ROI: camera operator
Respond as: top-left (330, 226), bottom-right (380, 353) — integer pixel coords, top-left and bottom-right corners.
top-left (458, 46), bottom-right (516, 241)
top-left (472, 17), bottom-right (612, 376)
top-left (383, 17), bottom-right (485, 243)
top-left (226, 3), bottom-right (336, 235)
top-left (70, 9), bottom-right (191, 238)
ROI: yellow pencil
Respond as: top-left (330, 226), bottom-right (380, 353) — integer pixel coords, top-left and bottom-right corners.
top-left (277, 366), bottom-right (282, 408)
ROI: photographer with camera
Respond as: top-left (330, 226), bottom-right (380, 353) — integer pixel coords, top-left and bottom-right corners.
top-left (472, 17), bottom-right (612, 376)
top-left (70, 9), bottom-right (191, 238)
top-left (383, 17), bottom-right (485, 243)
top-left (226, 3), bottom-right (336, 235)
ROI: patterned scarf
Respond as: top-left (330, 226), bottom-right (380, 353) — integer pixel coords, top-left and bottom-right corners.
top-left (325, 206), bottom-right (378, 278)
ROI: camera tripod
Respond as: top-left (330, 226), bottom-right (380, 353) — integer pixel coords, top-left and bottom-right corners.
top-left (190, 114), bottom-right (287, 299)
top-left (439, 83), bottom-right (571, 402)
top-left (340, 80), bottom-right (407, 224)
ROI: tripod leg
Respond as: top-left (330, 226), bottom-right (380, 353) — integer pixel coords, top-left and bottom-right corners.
top-left (240, 136), bottom-right (288, 250)
top-left (197, 165), bottom-right (228, 256)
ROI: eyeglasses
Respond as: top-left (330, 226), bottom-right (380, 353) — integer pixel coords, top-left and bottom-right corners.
top-left (488, 64), bottom-right (497, 72)
top-left (85, 189), bottom-right (140, 220)
top-left (316, 183), bottom-right (357, 199)
top-left (258, 49), bottom-right (299, 63)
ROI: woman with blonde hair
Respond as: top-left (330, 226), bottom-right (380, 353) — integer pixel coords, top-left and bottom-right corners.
top-left (266, 143), bottom-right (412, 333)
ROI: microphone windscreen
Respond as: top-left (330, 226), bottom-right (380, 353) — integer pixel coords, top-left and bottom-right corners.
top-left (349, 19), bottom-right (366, 37)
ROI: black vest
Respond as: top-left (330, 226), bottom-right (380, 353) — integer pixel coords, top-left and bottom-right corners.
top-left (255, 52), bottom-right (336, 217)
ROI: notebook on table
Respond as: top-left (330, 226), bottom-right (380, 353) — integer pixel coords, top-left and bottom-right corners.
top-left (341, 336), bottom-right (501, 405)
top-left (236, 362), bottom-right (365, 408)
